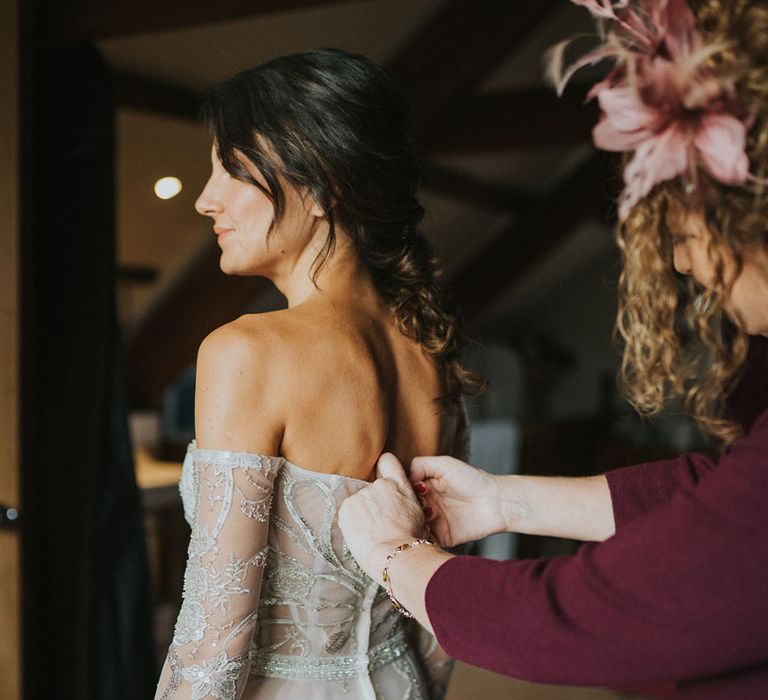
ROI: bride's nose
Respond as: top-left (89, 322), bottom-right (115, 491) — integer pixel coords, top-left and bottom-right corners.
top-left (195, 177), bottom-right (224, 218)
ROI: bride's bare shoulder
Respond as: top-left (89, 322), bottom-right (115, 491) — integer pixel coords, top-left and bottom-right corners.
top-left (194, 311), bottom-right (305, 452)
top-left (206, 307), bottom-right (311, 340)
top-left (197, 307), bottom-right (335, 392)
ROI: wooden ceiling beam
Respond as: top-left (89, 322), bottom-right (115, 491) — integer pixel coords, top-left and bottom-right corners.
top-left (447, 153), bottom-right (620, 319)
top-left (421, 164), bottom-right (528, 212)
top-left (115, 74), bottom-right (202, 123)
top-left (388, 0), bottom-right (562, 143)
top-left (423, 87), bottom-right (599, 154)
top-left (40, 0), bottom-right (346, 43)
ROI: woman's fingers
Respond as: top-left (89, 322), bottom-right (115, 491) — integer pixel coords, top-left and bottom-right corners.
top-left (375, 452), bottom-right (411, 489)
top-left (408, 456), bottom-right (431, 484)
top-left (409, 455), bottom-right (451, 484)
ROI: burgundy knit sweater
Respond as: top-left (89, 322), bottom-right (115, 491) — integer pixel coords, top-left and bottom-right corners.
top-left (426, 409), bottom-right (768, 698)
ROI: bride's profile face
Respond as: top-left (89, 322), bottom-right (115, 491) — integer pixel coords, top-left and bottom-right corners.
top-left (195, 145), bottom-right (323, 278)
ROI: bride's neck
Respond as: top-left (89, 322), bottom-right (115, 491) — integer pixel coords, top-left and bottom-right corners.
top-left (275, 235), bottom-right (379, 309)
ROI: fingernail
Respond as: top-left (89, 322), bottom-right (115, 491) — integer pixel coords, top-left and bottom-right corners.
top-left (424, 507), bottom-right (433, 518)
top-left (415, 483), bottom-right (427, 494)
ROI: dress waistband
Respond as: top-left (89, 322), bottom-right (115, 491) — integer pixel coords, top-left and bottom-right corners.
top-left (249, 632), bottom-right (409, 681)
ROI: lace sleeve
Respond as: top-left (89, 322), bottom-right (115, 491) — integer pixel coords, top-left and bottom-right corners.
top-left (154, 447), bottom-right (283, 700)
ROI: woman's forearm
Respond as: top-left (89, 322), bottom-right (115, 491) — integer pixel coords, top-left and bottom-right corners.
top-left (374, 472), bottom-right (616, 636)
top-left (497, 473), bottom-right (615, 542)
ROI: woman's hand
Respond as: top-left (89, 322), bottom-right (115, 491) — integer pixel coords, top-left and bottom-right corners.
top-left (338, 453), bottom-right (429, 582)
top-left (411, 458), bottom-right (617, 544)
top-left (409, 456), bottom-right (508, 547)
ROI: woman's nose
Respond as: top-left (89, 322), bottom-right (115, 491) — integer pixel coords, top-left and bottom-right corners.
top-left (673, 245), bottom-right (692, 275)
top-left (195, 178), bottom-right (223, 218)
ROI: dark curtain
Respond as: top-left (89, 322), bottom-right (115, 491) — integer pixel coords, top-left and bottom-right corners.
top-left (20, 41), bottom-right (157, 699)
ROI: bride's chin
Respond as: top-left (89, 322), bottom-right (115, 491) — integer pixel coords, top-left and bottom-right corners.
top-left (218, 257), bottom-right (247, 276)
top-left (218, 255), bottom-right (268, 278)
top-left (218, 255), bottom-right (235, 275)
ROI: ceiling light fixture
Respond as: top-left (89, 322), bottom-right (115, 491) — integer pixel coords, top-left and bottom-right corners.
top-left (154, 176), bottom-right (183, 200)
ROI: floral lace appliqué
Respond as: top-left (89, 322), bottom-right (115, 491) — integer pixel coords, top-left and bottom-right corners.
top-left (179, 649), bottom-right (249, 700)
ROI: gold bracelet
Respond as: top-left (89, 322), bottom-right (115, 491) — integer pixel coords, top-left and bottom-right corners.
top-left (381, 539), bottom-right (435, 618)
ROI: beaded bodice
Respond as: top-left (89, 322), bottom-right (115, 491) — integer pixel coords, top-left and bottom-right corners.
top-left (154, 442), bottom-right (448, 700)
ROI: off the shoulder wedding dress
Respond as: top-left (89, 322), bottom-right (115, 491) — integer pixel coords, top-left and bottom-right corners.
top-left (154, 440), bottom-right (456, 700)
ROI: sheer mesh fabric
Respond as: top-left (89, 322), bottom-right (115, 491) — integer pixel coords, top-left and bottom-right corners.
top-left (155, 441), bottom-right (456, 699)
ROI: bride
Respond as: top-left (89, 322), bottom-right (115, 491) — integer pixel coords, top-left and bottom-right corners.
top-left (153, 48), bottom-right (477, 699)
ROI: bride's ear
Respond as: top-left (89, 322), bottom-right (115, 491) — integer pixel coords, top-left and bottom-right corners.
top-left (302, 191), bottom-right (331, 219)
top-left (309, 199), bottom-right (325, 218)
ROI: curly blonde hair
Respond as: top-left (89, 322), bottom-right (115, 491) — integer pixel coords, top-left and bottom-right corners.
top-left (616, 0), bottom-right (768, 446)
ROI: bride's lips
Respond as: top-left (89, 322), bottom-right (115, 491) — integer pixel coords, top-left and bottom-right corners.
top-left (213, 226), bottom-right (234, 239)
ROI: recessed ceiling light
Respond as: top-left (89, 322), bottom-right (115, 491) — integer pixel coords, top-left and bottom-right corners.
top-left (154, 176), bottom-right (183, 200)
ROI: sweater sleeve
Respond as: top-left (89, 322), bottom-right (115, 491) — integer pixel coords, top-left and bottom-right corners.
top-left (425, 410), bottom-right (768, 688)
top-left (605, 450), bottom-right (717, 529)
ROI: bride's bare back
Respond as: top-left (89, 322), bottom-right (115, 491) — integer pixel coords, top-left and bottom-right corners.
top-left (195, 292), bottom-right (462, 481)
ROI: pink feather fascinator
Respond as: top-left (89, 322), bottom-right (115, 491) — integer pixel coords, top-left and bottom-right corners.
top-left (548, 0), bottom-right (756, 220)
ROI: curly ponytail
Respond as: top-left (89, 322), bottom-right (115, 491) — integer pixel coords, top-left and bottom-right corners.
top-left (202, 48), bottom-right (482, 403)
top-left (370, 229), bottom-right (482, 403)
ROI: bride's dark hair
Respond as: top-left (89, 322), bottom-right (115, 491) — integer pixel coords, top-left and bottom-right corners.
top-left (201, 48), bottom-right (480, 403)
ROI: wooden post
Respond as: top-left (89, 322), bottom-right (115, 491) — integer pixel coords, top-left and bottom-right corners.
top-left (0, 0), bottom-right (21, 697)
